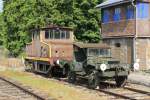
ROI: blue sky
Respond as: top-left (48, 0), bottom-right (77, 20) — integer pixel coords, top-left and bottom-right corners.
top-left (0, 0), bottom-right (3, 12)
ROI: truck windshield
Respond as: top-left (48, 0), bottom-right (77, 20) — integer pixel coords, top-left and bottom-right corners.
top-left (88, 48), bottom-right (111, 57)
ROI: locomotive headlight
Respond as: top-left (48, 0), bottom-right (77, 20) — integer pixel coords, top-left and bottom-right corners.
top-left (56, 60), bottom-right (60, 65)
top-left (100, 64), bottom-right (107, 71)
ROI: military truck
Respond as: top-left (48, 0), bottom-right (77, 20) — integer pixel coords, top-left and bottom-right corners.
top-left (68, 42), bottom-right (130, 89)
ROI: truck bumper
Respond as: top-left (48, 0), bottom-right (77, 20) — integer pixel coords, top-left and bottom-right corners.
top-left (98, 71), bottom-right (129, 78)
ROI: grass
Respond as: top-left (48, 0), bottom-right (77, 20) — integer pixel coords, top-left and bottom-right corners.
top-left (0, 70), bottom-right (107, 100)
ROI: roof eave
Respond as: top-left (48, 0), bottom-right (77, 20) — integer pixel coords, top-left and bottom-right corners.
top-left (96, 0), bottom-right (132, 9)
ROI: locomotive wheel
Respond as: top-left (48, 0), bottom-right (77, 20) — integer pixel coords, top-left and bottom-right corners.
top-left (115, 76), bottom-right (127, 87)
top-left (88, 71), bottom-right (99, 89)
top-left (46, 68), bottom-right (53, 78)
top-left (24, 61), bottom-right (32, 72)
top-left (68, 71), bottom-right (76, 83)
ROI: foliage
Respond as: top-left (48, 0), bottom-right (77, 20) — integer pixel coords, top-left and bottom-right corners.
top-left (74, 0), bottom-right (102, 43)
top-left (2, 0), bottom-right (103, 57)
top-left (0, 13), bottom-right (5, 45)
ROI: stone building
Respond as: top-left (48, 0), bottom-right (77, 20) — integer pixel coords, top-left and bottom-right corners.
top-left (96, 0), bottom-right (150, 70)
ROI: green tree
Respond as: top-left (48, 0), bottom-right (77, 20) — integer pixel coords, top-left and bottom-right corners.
top-left (73, 0), bottom-right (101, 43)
top-left (3, 0), bottom-right (73, 57)
top-left (2, 0), bottom-right (103, 56)
top-left (0, 13), bottom-right (4, 45)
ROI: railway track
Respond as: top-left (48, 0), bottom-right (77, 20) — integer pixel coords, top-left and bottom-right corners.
top-left (52, 76), bottom-right (150, 100)
top-left (95, 82), bottom-right (150, 100)
top-left (0, 76), bottom-right (51, 100)
top-left (97, 86), bottom-right (150, 100)
top-left (3, 72), bottom-right (149, 100)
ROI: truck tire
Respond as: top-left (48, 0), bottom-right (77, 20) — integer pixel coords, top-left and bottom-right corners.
top-left (115, 76), bottom-right (127, 87)
top-left (63, 64), bottom-right (70, 77)
top-left (88, 71), bottom-right (99, 89)
top-left (68, 71), bottom-right (76, 83)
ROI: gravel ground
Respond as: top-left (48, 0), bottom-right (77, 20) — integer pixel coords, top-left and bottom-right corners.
top-left (128, 71), bottom-right (150, 87)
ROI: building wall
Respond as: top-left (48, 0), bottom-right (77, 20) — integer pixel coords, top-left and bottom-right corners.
top-left (136, 38), bottom-right (150, 70)
top-left (100, 1), bottom-right (150, 70)
top-left (103, 38), bottom-right (150, 70)
top-left (136, 19), bottom-right (150, 37)
top-left (102, 20), bottom-right (135, 38)
top-left (103, 38), bottom-right (133, 65)
top-left (101, 2), bottom-right (150, 38)
top-left (101, 3), bottom-right (136, 38)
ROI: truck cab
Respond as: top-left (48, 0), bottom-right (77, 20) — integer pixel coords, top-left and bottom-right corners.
top-left (68, 42), bottom-right (130, 88)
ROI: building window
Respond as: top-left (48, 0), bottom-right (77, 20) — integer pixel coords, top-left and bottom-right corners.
top-left (115, 43), bottom-right (121, 47)
top-left (102, 10), bottom-right (109, 23)
top-left (113, 8), bottom-right (121, 22)
top-left (137, 3), bottom-right (149, 19)
top-left (126, 5), bottom-right (134, 19)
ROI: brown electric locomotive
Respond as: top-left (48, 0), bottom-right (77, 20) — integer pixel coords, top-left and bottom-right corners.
top-left (25, 25), bottom-right (74, 77)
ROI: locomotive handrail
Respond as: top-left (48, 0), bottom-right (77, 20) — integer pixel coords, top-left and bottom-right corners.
top-left (40, 41), bottom-right (51, 57)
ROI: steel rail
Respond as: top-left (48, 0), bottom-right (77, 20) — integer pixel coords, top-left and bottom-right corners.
top-left (97, 89), bottom-right (137, 100)
top-left (0, 76), bottom-right (47, 100)
top-left (57, 77), bottom-right (147, 100)
top-left (98, 81), bottom-right (150, 99)
top-left (67, 78), bottom-right (150, 100)
top-left (20, 72), bottom-right (150, 100)
top-left (124, 86), bottom-right (150, 96)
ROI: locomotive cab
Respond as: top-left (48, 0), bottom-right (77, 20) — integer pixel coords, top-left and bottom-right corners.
top-left (68, 42), bottom-right (130, 88)
top-left (25, 25), bottom-right (74, 77)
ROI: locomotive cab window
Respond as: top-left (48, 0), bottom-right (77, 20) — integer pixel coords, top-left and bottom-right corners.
top-left (45, 29), bottom-right (70, 40)
top-left (45, 30), bottom-right (49, 39)
top-left (88, 48), bottom-right (111, 57)
top-left (61, 31), bottom-right (66, 39)
top-left (54, 30), bottom-right (60, 39)
top-left (32, 30), bottom-right (40, 40)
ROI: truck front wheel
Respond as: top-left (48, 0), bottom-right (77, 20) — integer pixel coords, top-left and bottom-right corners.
top-left (68, 71), bottom-right (76, 83)
top-left (88, 71), bottom-right (99, 89)
top-left (115, 76), bottom-right (127, 87)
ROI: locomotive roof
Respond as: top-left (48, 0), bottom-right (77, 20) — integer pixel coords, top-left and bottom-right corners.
top-left (96, 0), bottom-right (132, 8)
top-left (31, 25), bottom-right (73, 32)
top-left (74, 42), bottom-right (110, 49)
top-left (41, 25), bottom-right (73, 31)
